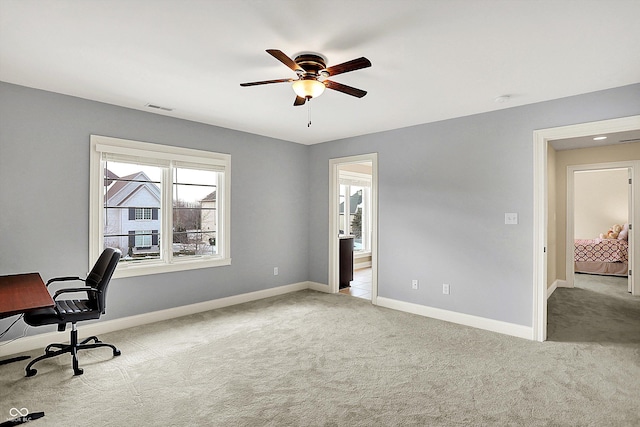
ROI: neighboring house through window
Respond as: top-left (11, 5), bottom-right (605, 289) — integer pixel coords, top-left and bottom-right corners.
top-left (339, 169), bottom-right (372, 254)
top-left (104, 169), bottom-right (161, 258)
top-left (90, 135), bottom-right (231, 278)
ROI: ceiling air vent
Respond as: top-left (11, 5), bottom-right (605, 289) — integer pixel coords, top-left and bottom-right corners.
top-left (145, 103), bottom-right (174, 112)
top-left (619, 138), bottom-right (640, 143)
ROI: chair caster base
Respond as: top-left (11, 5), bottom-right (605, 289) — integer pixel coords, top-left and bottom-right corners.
top-left (25, 368), bottom-right (37, 377)
top-left (73, 368), bottom-right (84, 376)
top-left (114, 349), bottom-right (121, 356)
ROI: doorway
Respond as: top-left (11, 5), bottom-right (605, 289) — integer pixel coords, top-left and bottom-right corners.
top-left (533, 115), bottom-right (640, 341)
top-left (329, 154), bottom-right (378, 303)
top-left (568, 165), bottom-right (632, 292)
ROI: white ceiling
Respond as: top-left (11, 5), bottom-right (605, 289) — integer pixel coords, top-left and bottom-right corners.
top-left (551, 129), bottom-right (640, 151)
top-left (1, 0), bottom-right (639, 145)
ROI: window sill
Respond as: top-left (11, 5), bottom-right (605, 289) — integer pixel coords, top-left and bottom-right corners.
top-left (354, 251), bottom-right (372, 259)
top-left (112, 257), bottom-right (232, 278)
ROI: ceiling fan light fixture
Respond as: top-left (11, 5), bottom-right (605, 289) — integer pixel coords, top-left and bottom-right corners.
top-left (292, 79), bottom-right (325, 99)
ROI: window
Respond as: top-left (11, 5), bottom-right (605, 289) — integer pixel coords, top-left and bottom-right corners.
top-left (339, 171), bottom-right (371, 254)
top-left (135, 230), bottom-right (153, 248)
top-left (135, 208), bottom-right (153, 220)
top-left (90, 135), bottom-right (231, 277)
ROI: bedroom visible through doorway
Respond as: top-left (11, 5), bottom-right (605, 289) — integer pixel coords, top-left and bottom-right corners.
top-left (533, 115), bottom-right (640, 342)
top-left (571, 167), bottom-right (631, 291)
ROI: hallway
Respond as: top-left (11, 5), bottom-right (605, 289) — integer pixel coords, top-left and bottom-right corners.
top-left (547, 273), bottom-right (639, 343)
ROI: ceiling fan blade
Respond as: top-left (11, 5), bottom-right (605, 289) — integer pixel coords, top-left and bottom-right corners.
top-left (293, 96), bottom-right (307, 106)
top-left (240, 78), bottom-right (294, 87)
top-left (325, 57), bottom-right (371, 77)
top-left (266, 49), bottom-right (304, 73)
top-left (324, 80), bottom-right (367, 98)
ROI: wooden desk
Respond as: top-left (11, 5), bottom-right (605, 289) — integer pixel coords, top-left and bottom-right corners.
top-left (0, 273), bottom-right (54, 319)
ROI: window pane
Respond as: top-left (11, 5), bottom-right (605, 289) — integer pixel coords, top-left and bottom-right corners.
top-left (103, 160), bottom-right (162, 262)
top-left (339, 185), bottom-right (347, 235)
top-left (173, 168), bottom-right (218, 258)
top-left (349, 186), bottom-right (364, 250)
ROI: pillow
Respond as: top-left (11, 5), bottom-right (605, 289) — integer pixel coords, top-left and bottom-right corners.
top-left (618, 223), bottom-right (629, 241)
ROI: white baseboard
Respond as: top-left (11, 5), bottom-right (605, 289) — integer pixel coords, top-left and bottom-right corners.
top-left (307, 281), bottom-right (330, 292)
top-left (0, 281), bottom-right (311, 357)
top-left (1, 281), bottom-right (537, 357)
top-left (376, 297), bottom-right (533, 340)
top-left (547, 281), bottom-right (557, 298)
top-left (547, 279), bottom-right (566, 298)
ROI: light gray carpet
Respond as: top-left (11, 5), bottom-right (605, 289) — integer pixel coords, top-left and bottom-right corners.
top-left (1, 276), bottom-right (639, 426)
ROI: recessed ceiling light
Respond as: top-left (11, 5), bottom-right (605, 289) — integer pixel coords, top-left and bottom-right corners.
top-left (593, 136), bottom-right (607, 140)
top-left (494, 95), bottom-right (510, 103)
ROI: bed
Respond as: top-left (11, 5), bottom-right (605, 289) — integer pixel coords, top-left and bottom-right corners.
top-left (574, 238), bottom-right (628, 276)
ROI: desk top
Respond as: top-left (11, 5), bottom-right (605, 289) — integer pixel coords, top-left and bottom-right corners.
top-left (0, 273), bottom-right (55, 318)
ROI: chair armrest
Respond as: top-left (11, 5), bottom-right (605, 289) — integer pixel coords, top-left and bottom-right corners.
top-left (53, 287), bottom-right (99, 300)
top-left (46, 276), bottom-right (86, 287)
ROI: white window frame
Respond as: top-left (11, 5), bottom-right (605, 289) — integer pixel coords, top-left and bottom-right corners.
top-left (90, 135), bottom-right (231, 278)
top-left (135, 208), bottom-right (152, 220)
top-left (339, 170), bottom-right (372, 255)
top-left (135, 230), bottom-right (152, 247)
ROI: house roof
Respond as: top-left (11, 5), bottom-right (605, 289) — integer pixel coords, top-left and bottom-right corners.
top-left (201, 190), bottom-right (216, 202)
top-left (106, 171), bottom-right (161, 206)
top-left (104, 169), bottom-right (119, 187)
top-left (340, 191), bottom-right (362, 215)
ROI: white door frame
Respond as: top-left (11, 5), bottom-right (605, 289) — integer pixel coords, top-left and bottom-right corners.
top-left (566, 162), bottom-right (636, 291)
top-left (329, 153), bottom-right (378, 303)
top-left (533, 115), bottom-right (640, 342)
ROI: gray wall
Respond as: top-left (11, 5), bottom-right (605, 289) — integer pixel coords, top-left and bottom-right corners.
top-left (0, 82), bottom-right (309, 338)
top-left (308, 83), bottom-right (640, 327)
top-left (1, 82), bottom-right (639, 340)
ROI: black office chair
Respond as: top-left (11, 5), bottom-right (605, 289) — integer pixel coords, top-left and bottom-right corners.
top-left (23, 248), bottom-right (122, 376)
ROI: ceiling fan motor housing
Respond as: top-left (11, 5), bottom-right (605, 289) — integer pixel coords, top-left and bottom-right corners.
top-left (294, 54), bottom-right (327, 77)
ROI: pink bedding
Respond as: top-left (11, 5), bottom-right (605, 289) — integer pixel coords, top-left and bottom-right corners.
top-left (574, 238), bottom-right (628, 263)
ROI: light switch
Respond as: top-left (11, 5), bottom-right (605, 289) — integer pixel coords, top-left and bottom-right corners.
top-left (505, 213), bottom-right (518, 225)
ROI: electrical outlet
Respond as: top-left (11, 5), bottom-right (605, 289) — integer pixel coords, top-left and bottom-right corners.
top-left (411, 279), bottom-right (419, 290)
top-left (273, 267), bottom-right (278, 276)
top-left (442, 283), bottom-right (450, 295)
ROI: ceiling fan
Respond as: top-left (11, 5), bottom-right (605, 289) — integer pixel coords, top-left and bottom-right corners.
top-left (240, 49), bottom-right (372, 107)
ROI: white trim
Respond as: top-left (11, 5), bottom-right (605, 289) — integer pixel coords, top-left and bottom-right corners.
top-left (547, 279), bottom-right (567, 299)
top-left (0, 281), bottom-right (310, 357)
top-left (89, 135), bottom-right (232, 278)
top-left (94, 136), bottom-right (230, 166)
top-left (532, 129), bottom-right (548, 342)
top-left (111, 257), bottom-right (232, 278)
top-left (547, 281), bottom-right (557, 298)
top-left (376, 297), bottom-right (533, 340)
top-left (307, 281), bottom-right (331, 292)
top-left (533, 115), bottom-right (640, 342)
top-left (3, 279), bottom-right (555, 358)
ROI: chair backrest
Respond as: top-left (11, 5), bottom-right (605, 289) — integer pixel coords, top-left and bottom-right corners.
top-left (85, 248), bottom-right (121, 313)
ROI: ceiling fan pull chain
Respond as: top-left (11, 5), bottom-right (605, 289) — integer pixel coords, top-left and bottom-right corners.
top-left (307, 99), bottom-right (312, 127)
